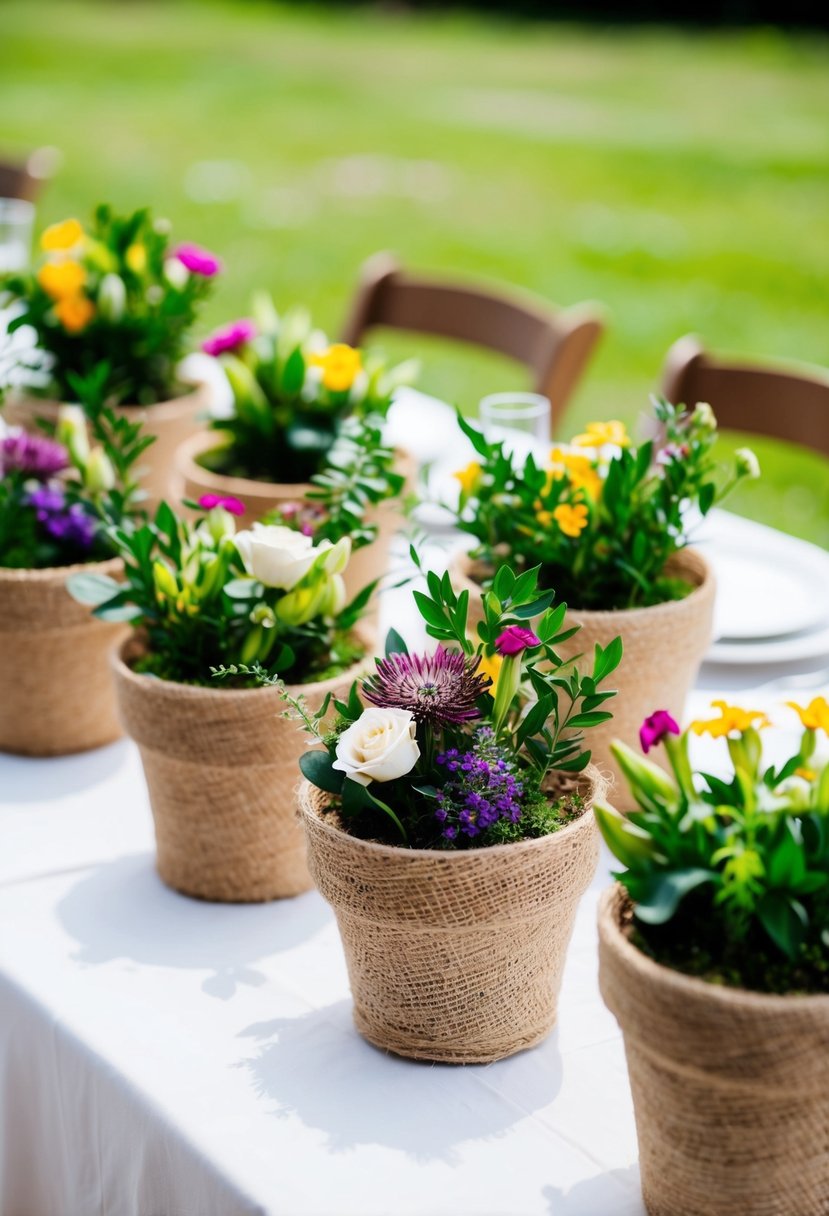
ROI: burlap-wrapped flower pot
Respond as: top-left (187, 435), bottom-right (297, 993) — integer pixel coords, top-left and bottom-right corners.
top-left (598, 885), bottom-right (829, 1216)
top-left (172, 430), bottom-right (415, 606)
top-left (0, 558), bottom-right (126, 756)
top-left (298, 767), bottom-right (605, 1064)
top-left (451, 548), bottom-right (715, 796)
top-left (112, 637), bottom-right (373, 903)
top-left (5, 381), bottom-right (212, 510)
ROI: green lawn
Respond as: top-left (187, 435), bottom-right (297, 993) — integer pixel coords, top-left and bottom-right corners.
top-left (2, 0), bottom-right (829, 541)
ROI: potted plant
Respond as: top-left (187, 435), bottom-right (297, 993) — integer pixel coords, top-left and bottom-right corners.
top-left (174, 297), bottom-right (417, 598)
top-left (2, 205), bottom-right (219, 505)
top-left (293, 564), bottom-right (620, 1062)
top-left (70, 499), bottom-right (375, 903)
top-left (0, 389), bottom-right (151, 755)
top-left (449, 399), bottom-right (760, 791)
top-left (595, 704), bottom-right (829, 1216)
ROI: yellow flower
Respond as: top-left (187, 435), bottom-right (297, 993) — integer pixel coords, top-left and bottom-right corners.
top-left (690, 700), bottom-right (771, 738)
top-left (553, 502), bottom-right (589, 538)
top-left (40, 218), bottom-right (84, 253)
top-left (795, 766), bottom-right (817, 782)
top-left (536, 509), bottom-right (553, 527)
top-left (125, 242), bottom-right (147, 274)
top-left (571, 420), bottom-right (630, 449)
top-left (310, 343), bottom-right (362, 393)
top-left (478, 651), bottom-right (502, 696)
top-left (453, 461), bottom-right (482, 497)
top-left (37, 259), bottom-right (86, 301)
top-left (55, 294), bottom-right (95, 333)
top-left (550, 446), bottom-right (603, 500)
top-left (786, 696), bottom-right (829, 734)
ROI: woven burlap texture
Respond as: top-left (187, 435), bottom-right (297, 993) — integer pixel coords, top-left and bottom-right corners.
top-left (598, 885), bottom-right (829, 1216)
top-left (298, 767), bottom-right (606, 1064)
top-left (5, 383), bottom-right (211, 510)
top-left (0, 558), bottom-right (126, 756)
top-left (172, 430), bottom-right (416, 612)
top-left (113, 637), bottom-right (373, 903)
top-left (451, 548), bottom-right (715, 800)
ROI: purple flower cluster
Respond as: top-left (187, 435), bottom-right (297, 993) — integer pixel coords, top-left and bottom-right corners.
top-left (434, 727), bottom-right (523, 841)
top-left (1, 433), bottom-right (69, 480)
top-left (27, 486), bottom-right (97, 551)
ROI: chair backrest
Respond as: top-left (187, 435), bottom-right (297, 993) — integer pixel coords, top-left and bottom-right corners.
top-left (341, 253), bottom-right (604, 423)
top-left (0, 152), bottom-right (48, 202)
top-left (662, 336), bottom-right (829, 459)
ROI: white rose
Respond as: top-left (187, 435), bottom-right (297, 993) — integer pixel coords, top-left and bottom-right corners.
top-left (234, 523), bottom-right (318, 590)
top-left (333, 708), bottom-right (420, 787)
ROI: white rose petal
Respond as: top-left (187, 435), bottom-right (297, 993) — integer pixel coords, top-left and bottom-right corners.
top-left (332, 707), bottom-right (420, 787)
top-left (234, 523), bottom-right (318, 590)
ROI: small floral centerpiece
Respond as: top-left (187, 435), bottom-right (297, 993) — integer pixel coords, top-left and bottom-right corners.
top-left (596, 702), bottom-right (829, 1216)
top-left (0, 395), bottom-right (150, 755)
top-left (70, 500), bottom-right (374, 902)
top-left (296, 565), bottom-right (619, 1062)
top-left (2, 205), bottom-right (220, 503)
top-left (450, 398), bottom-right (760, 789)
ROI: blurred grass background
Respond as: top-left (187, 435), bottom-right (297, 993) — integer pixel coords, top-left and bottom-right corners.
top-left (2, 0), bottom-right (829, 541)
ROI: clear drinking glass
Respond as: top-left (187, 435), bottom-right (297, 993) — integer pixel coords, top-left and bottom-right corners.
top-left (0, 198), bottom-right (35, 273)
top-left (478, 391), bottom-right (551, 458)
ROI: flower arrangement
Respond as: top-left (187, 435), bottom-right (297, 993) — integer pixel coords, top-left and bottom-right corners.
top-left (453, 397), bottom-right (759, 611)
top-left (200, 294), bottom-right (417, 484)
top-left (595, 699), bottom-right (829, 993)
top-left (294, 563), bottom-right (622, 848)
top-left (2, 205), bottom-right (219, 406)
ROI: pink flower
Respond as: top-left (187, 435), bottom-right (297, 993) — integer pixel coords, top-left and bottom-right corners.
top-left (198, 493), bottom-right (245, 516)
top-left (173, 242), bottom-right (222, 277)
top-left (202, 318), bottom-right (256, 358)
top-left (639, 710), bottom-right (680, 754)
top-left (495, 626), bottom-right (541, 657)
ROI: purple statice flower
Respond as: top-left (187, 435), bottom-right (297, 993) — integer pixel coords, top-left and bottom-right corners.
top-left (1, 432), bottom-right (69, 480)
top-left (173, 243), bottom-right (222, 277)
top-left (495, 625), bottom-right (541, 657)
top-left (639, 710), bottom-right (680, 754)
top-left (202, 318), bottom-right (256, 358)
top-left (363, 646), bottom-right (491, 727)
top-left (27, 485), bottom-right (67, 519)
top-left (198, 493), bottom-right (245, 516)
top-left (434, 727), bottom-right (524, 841)
top-left (26, 486), bottom-right (97, 552)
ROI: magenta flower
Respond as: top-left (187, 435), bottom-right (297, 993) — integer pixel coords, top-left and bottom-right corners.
top-left (198, 493), bottom-right (245, 517)
top-left (173, 243), bottom-right (222, 277)
top-left (639, 710), bottom-right (680, 754)
top-left (364, 646), bottom-right (491, 726)
top-left (1, 433), bottom-right (69, 479)
top-left (495, 626), bottom-right (541, 657)
top-left (202, 318), bottom-right (256, 358)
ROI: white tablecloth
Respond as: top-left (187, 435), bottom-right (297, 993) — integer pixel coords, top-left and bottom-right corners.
top-left (0, 520), bottom-right (824, 1216)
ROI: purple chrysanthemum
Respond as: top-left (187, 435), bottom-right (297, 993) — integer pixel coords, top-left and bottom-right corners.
top-left (363, 646), bottom-right (492, 726)
top-left (1, 433), bottom-right (69, 480)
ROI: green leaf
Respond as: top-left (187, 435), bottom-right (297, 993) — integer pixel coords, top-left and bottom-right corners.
top-left (413, 591), bottom-right (448, 630)
top-left (385, 628), bottom-right (408, 657)
top-left (280, 346), bottom-right (306, 395)
top-left (66, 572), bottom-right (121, 606)
top-left (456, 411), bottom-right (491, 458)
top-left (634, 869), bottom-right (715, 925)
top-left (757, 893), bottom-right (808, 959)
top-left (224, 578), bottom-right (260, 599)
top-left (299, 750), bottom-right (345, 795)
top-left (594, 803), bottom-right (655, 869)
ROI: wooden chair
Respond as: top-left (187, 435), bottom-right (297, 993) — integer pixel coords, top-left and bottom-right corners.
top-left (341, 253), bottom-right (604, 423)
top-left (662, 336), bottom-right (829, 458)
top-left (0, 151), bottom-right (51, 202)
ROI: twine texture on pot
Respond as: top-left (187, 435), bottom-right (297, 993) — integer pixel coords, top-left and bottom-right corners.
top-left (298, 767), bottom-right (606, 1064)
top-left (113, 636), bottom-right (374, 903)
top-left (451, 548), bottom-right (715, 799)
top-left (0, 558), bottom-right (126, 756)
top-left (598, 885), bottom-right (829, 1216)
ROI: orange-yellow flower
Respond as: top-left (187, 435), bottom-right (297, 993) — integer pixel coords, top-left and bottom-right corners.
top-left (37, 259), bottom-right (86, 300)
top-left (571, 420), bottom-right (630, 449)
top-left (553, 502), bottom-right (589, 538)
top-left (40, 218), bottom-right (84, 253)
top-left (55, 294), bottom-right (95, 333)
top-left (690, 700), bottom-right (771, 738)
top-left (786, 696), bottom-right (829, 734)
top-left (550, 446), bottom-right (603, 500)
top-left (795, 766), bottom-right (817, 782)
top-left (125, 242), bottom-right (147, 274)
top-left (310, 343), bottom-right (362, 393)
top-left (478, 651), bottom-right (502, 696)
top-left (453, 461), bottom-right (482, 497)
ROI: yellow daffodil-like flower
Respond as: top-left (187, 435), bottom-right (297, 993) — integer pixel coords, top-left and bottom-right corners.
top-left (477, 651), bottom-right (502, 696)
top-left (690, 700), bottom-right (771, 738)
top-left (40, 218), bottom-right (84, 253)
top-left (550, 446), bottom-right (603, 500)
top-left (786, 696), bottom-right (829, 734)
top-left (453, 461), bottom-right (482, 497)
top-left (571, 420), bottom-right (630, 449)
top-left (553, 502), bottom-right (589, 538)
top-left (37, 259), bottom-right (86, 301)
top-left (125, 242), bottom-right (147, 274)
top-left (795, 766), bottom-right (817, 782)
top-left (310, 343), bottom-right (362, 393)
top-left (55, 294), bottom-right (95, 333)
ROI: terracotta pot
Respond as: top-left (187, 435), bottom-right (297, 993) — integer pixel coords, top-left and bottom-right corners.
top-left (172, 430), bottom-right (415, 608)
top-left (598, 885), bottom-right (829, 1216)
top-left (5, 381), bottom-right (212, 511)
top-left (298, 767), bottom-right (606, 1063)
top-left (112, 634), bottom-right (374, 903)
top-left (450, 548), bottom-right (715, 798)
top-left (0, 557), bottom-right (126, 756)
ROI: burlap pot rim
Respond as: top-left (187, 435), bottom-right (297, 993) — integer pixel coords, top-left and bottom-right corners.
top-left (599, 883), bottom-right (829, 1013)
top-left (453, 546), bottom-right (713, 624)
top-left (0, 554), bottom-right (122, 586)
top-left (8, 378), bottom-right (209, 422)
